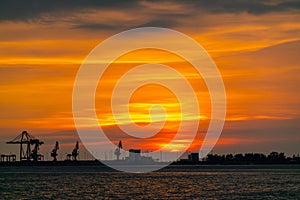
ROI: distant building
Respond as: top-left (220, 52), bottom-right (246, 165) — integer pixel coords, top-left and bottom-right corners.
top-left (128, 149), bottom-right (141, 161)
top-left (124, 149), bottom-right (156, 164)
top-left (178, 152), bottom-right (199, 164)
top-left (188, 153), bottom-right (199, 162)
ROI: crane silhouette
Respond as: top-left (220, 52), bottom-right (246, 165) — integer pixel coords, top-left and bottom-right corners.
top-left (6, 131), bottom-right (44, 161)
top-left (114, 140), bottom-right (122, 160)
top-left (66, 141), bottom-right (79, 161)
top-left (51, 141), bottom-right (59, 161)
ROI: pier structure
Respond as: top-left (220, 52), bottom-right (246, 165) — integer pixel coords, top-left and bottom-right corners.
top-left (0, 154), bottom-right (16, 162)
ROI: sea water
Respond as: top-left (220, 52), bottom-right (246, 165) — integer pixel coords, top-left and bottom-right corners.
top-left (0, 165), bottom-right (299, 199)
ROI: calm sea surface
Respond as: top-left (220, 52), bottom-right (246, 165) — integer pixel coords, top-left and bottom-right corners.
top-left (0, 165), bottom-right (299, 199)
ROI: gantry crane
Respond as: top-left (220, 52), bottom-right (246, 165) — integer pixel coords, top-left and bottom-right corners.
top-left (6, 131), bottom-right (44, 161)
top-left (114, 140), bottom-right (122, 160)
top-left (51, 141), bottom-right (59, 161)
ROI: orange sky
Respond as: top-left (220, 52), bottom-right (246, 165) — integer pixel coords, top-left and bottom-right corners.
top-left (0, 1), bottom-right (300, 158)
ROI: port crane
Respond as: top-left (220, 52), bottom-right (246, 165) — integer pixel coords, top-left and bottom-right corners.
top-left (6, 131), bottom-right (44, 161)
top-left (51, 141), bottom-right (59, 161)
top-left (114, 140), bottom-right (122, 160)
top-left (66, 141), bottom-right (79, 161)
top-left (72, 141), bottom-right (79, 161)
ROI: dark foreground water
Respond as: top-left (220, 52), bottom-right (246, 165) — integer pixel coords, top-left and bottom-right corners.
top-left (0, 165), bottom-right (299, 199)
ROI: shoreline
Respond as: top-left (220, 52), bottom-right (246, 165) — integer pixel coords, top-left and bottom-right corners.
top-left (1, 160), bottom-right (300, 167)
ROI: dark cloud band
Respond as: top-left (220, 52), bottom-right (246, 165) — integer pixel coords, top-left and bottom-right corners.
top-left (1, 0), bottom-right (300, 22)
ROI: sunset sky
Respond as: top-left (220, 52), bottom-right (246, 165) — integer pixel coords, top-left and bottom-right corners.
top-left (0, 0), bottom-right (300, 159)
